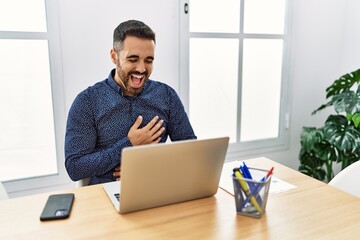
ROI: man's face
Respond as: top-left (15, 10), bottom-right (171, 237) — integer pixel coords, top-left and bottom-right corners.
top-left (111, 36), bottom-right (155, 96)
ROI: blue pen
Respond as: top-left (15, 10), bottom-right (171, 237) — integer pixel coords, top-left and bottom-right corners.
top-left (242, 162), bottom-right (253, 179)
top-left (240, 166), bottom-right (250, 180)
top-left (239, 163), bottom-right (263, 208)
top-left (241, 163), bottom-right (260, 199)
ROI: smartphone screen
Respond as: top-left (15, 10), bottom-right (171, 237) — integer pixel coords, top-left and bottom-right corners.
top-left (40, 193), bottom-right (75, 221)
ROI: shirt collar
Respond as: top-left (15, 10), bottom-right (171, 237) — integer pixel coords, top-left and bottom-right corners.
top-left (107, 69), bottom-right (125, 95)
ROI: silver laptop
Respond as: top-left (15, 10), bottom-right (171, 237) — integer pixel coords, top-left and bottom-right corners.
top-left (103, 137), bottom-right (229, 214)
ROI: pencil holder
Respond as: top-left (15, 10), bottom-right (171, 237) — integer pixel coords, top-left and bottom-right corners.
top-left (232, 167), bottom-right (272, 218)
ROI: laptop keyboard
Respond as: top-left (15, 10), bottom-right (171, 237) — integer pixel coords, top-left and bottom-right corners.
top-left (114, 193), bottom-right (120, 202)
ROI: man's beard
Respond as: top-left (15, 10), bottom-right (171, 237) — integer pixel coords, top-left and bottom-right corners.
top-left (117, 66), bottom-right (148, 96)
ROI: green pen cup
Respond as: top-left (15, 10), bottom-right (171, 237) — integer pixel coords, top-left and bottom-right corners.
top-left (232, 167), bottom-right (272, 218)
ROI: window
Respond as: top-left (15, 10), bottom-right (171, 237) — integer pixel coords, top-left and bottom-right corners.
top-left (180, 0), bottom-right (291, 157)
top-left (0, 0), bottom-right (68, 193)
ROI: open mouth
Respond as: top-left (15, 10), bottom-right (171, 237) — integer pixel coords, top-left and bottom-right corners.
top-left (130, 73), bottom-right (144, 86)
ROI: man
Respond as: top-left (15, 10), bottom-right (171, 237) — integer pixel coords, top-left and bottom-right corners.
top-left (65, 20), bottom-right (196, 185)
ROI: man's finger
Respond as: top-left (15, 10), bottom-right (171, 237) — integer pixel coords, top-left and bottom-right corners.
top-left (144, 116), bottom-right (159, 130)
top-left (130, 116), bottom-right (143, 130)
top-left (150, 119), bottom-right (164, 134)
top-left (151, 126), bottom-right (165, 141)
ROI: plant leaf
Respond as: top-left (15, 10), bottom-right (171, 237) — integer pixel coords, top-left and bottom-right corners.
top-left (332, 90), bottom-right (360, 114)
top-left (300, 127), bottom-right (324, 151)
top-left (298, 150), bottom-right (326, 181)
top-left (314, 141), bottom-right (338, 162)
top-left (312, 102), bottom-right (332, 115)
top-left (324, 115), bottom-right (360, 150)
top-left (338, 150), bottom-right (360, 170)
top-left (312, 69), bottom-right (360, 115)
top-left (352, 113), bottom-right (360, 128)
top-left (325, 68), bottom-right (360, 99)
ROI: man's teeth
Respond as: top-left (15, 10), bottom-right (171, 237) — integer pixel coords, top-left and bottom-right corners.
top-left (131, 74), bottom-right (143, 79)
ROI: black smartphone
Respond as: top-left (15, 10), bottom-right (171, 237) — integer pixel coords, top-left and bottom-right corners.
top-left (40, 193), bottom-right (75, 221)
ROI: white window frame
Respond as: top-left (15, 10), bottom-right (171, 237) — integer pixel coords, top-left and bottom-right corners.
top-left (179, 0), bottom-right (293, 159)
top-left (0, 0), bottom-right (69, 194)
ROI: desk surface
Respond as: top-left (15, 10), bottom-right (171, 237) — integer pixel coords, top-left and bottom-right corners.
top-left (1, 157), bottom-right (360, 240)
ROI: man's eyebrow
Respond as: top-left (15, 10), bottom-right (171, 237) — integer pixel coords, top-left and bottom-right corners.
top-left (126, 55), bottom-right (139, 59)
top-left (126, 55), bottom-right (154, 60)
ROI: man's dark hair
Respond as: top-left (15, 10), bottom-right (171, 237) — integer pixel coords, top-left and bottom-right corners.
top-left (113, 20), bottom-right (156, 50)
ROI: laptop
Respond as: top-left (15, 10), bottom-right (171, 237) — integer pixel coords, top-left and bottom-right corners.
top-left (102, 136), bottom-right (229, 214)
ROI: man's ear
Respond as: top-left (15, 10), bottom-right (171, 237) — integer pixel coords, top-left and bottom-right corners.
top-left (110, 48), bottom-right (118, 64)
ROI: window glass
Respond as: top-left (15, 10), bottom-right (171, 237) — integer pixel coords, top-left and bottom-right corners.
top-left (0, 39), bottom-right (57, 181)
top-left (0, 0), bottom-right (47, 32)
top-left (240, 39), bottom-right (283, 141)
top-left (189, 0), bottom-right (240, 33)
top-left (243, 0), bottom-right (286, 34)
top-left (189, 38), bottom-right (239, 142)
top-left (180, 0), bottom-right (290, 155)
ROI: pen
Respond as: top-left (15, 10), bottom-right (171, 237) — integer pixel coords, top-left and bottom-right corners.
top-left (239, 166), bottom-right (249, 178)
top-left (260, 166), bottom-right (274, 182)
top-left (265, 166), bottom-right (274, 180)
top-left (233, 168), bottom-right (262, 214)
top-left (240, 163), bottom-right (263, 205)
top-left (242, 162), bottom-right (252, 179)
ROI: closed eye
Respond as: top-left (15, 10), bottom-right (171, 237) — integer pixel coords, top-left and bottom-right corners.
top-left (127, 55), bottom-right (139, 62)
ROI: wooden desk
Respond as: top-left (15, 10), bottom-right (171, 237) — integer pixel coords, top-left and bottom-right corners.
top-left (1, 157), bottom-right (360, 239)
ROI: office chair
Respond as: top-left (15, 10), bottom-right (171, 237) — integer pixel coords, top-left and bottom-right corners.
top-left (0, 182), bottom-right (9, 200)
top-left (76, 178), bottom-right (91, 188)
top-left (328, 160), bottom-right (360, 197)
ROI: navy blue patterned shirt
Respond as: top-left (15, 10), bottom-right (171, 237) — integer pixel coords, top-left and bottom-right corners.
top-left (65, 69), bottom-right (196, 184)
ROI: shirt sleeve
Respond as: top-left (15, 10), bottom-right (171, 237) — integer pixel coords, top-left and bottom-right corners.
top-left (64, 92), bottom-right (131, 181)
top-left (166, 87), bottom-right (197, 141)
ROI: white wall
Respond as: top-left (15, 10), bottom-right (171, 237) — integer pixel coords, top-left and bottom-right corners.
top-left (58, 0), bottom-right (181, 112)
top-left (341, 0), bottom-right (360, 72)
top-left (10, 0), bottom-right (360, 197)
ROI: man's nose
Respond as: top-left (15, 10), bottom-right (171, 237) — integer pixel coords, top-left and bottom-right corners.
top-left (135, 61), bottom-right (146, 73)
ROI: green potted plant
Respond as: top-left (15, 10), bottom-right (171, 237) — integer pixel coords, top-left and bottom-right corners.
top-left (299, 68), bottom-right (360, 182)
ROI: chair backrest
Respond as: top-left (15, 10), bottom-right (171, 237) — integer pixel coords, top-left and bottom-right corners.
top-left (328, 160), bottom-right (360, 197)
top-left (0, 182), bottom-right (9, 200)
top-left (76, 178), bottom-right (90, 188)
